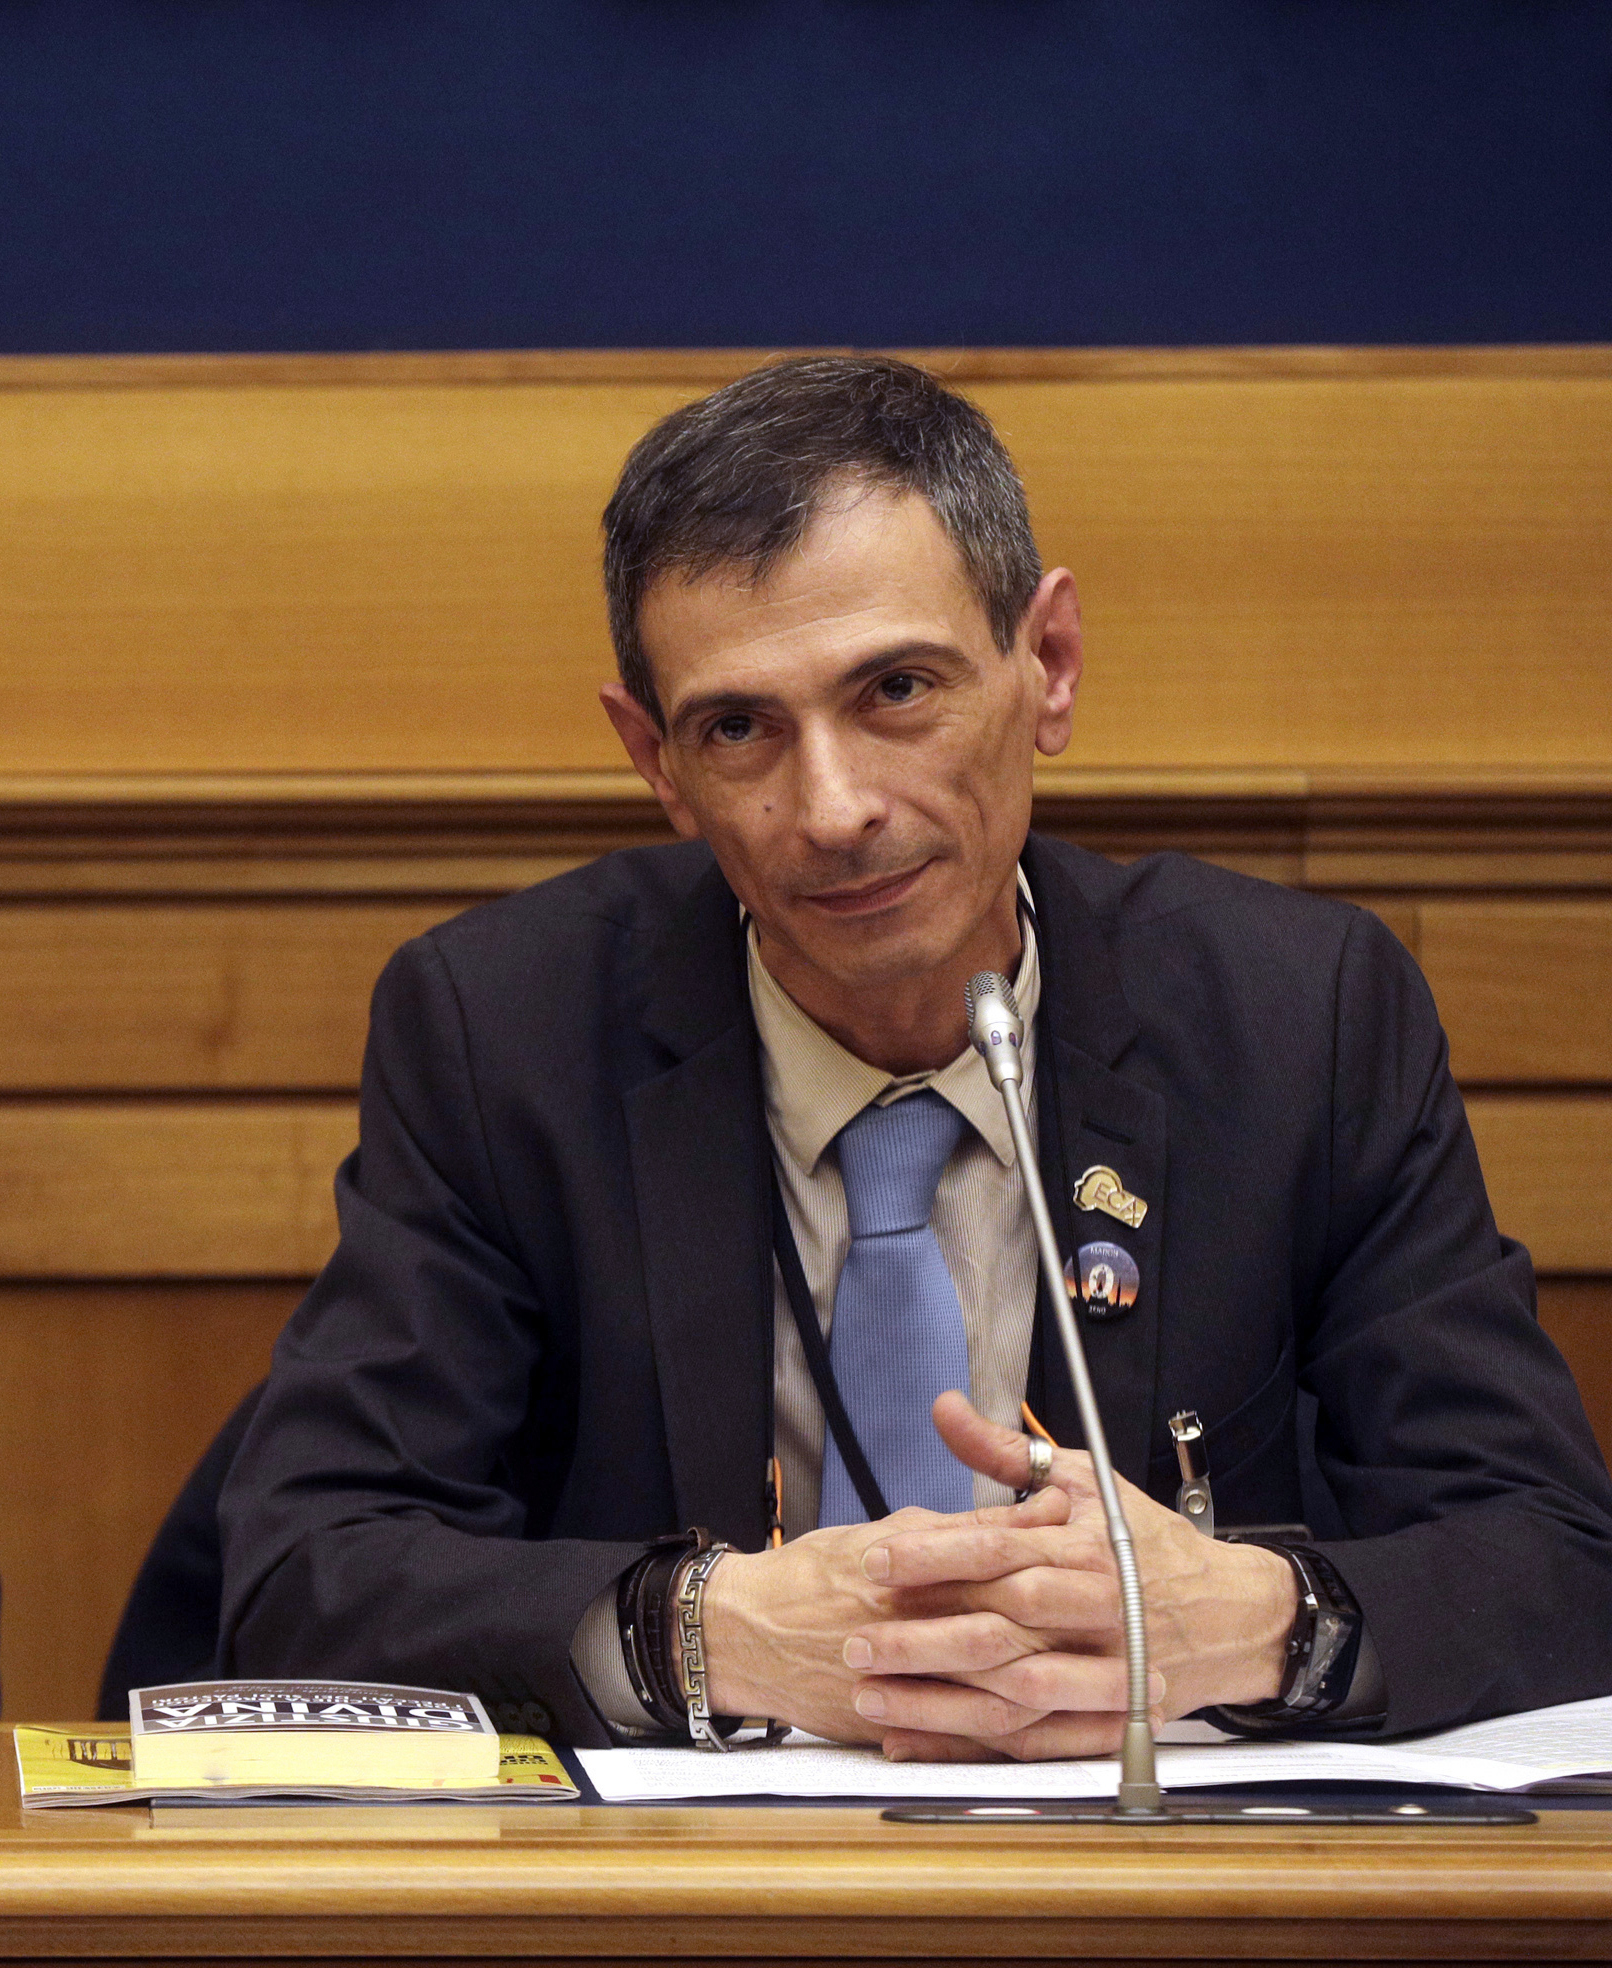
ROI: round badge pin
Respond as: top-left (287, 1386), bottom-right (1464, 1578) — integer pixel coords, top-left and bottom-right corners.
top-left (1065, 1240), bottom-right (1140, 1319)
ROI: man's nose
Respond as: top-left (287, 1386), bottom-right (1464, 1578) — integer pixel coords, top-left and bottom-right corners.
top-left (794, 728), bottom-right (885, 851)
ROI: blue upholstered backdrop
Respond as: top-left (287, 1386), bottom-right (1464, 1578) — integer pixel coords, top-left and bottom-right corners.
top-left (1, 0), bottom-right (1608, 353)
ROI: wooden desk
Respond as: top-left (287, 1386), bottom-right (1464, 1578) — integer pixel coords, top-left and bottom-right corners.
top-left (4, 1732), bottom-right (1612, 1964)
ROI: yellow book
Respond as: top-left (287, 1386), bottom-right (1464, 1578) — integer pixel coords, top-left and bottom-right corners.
top-left (130, 1681), bottom-right (499, 1791)
top-left (15, 1686), bottom-right (577, 1808)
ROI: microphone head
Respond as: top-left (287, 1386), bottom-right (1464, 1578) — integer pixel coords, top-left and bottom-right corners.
top-left (964, 970), bottom-right (1025, 1087)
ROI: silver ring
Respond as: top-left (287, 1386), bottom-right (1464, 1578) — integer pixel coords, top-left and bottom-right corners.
top-left (1025, 1434), bottom-right (1054, 1491)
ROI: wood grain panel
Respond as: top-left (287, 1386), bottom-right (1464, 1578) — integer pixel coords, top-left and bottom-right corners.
top-left (0, 1103), bottom-right (354, 1277)
top-left (0, 1093), bottom-right (1599, 1280)
top-left (1466, 1096), bottom-right (1612, 1273)
top-left (0, 769), bottom-right (1603, 899)
top-left (6, 1772), bottom-right (1612, 1963)
top-left (0, 381), bottom-right (695, 774)
top-left (0, 350), bottom-right (1604, 1772)
top-left (2, 892), bottom-right (1607, 1095)
top-left (0, 902), bottom-right (458, 1091)
top-left (1539, 1278), bottom-right (1612, 1465)
top-left (1003, 374), bottom-right (1612, 775)
top-left (1420, 902), bottom-right (1612, 1084)
top-left (8, 343), bottom-right (1611, 386)
top-left (0, 1282), bottom-right (300, 1722)
top-left (1, 357), bottom-right (1607, 776)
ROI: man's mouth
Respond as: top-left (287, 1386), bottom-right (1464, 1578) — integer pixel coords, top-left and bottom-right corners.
top-left (800, 862), bottom-right (932, 917)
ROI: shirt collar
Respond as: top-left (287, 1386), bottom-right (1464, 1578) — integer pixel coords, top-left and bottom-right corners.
top-left (747, 870), bottom-right (1041, 1173)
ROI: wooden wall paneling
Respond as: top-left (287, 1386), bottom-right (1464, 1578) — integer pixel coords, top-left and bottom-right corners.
top-left (0, 894), bottom-right (1606, 1098)
top-left (0, 773), bottom-right (1604, 898)
top-left (0, 1281), bottom-right (303, 1722)
top-left (0, 901), bottom-right (461, 1091)
top-left (0, 1102), bottom-right (354, 1278)
top-left (0, 774), bottom-right (677, 902)
top-left (1418, 902), bottom-right (1612, 1084)
top-left (1538, 1279), bottom-right (1612, 1464)
top-left (0, 349), bottom-right (1607, 1725)
top-left (1298, 776), bottom-right (1612, 893)
top-left (0, 800), bottom-right (1595, 1278)
top-left (8, 345), bottom-right (1609, 387)
top-left (0, 380), bottom-right (694, 774)
top-left (1465, 1096), bottom-right (1612, 1274)
top-left (0, 1096), bottom-right (1600, 1289)
top-left (1330, 896), bottom-right (1612, 1082)
top-left (0, 352), bottom-right (1607, 778)
top-left (1001, 374), bottom-right (1612, 775)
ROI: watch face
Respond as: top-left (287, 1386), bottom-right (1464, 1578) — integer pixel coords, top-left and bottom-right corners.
top-left (1279, 1548), bottom-right (1362, 1713)
top-left (1307, 1605), bottom-right (1351, 1689)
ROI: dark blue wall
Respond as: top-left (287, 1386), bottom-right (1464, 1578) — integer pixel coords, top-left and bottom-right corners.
top-left (2, 1), bottom-right (1608, 353)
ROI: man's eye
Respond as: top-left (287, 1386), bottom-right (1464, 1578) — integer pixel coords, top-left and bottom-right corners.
top-left (878, 672), bottom-right (922, 704)
top-left (712, 713), bottom-right (754, 744)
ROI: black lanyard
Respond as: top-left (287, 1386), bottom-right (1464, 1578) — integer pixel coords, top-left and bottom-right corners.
top-left (770, 1171), bottom-right (891, 1522)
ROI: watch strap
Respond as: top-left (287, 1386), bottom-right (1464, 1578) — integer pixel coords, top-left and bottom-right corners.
top-left (1207, 1536), bottom-right (1365, 1730)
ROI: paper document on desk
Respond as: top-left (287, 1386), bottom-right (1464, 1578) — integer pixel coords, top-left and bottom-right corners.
top-left (578, 1694), bottom-right (1612, 1801)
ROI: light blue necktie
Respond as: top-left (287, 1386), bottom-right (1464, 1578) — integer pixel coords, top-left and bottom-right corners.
top-left (817, 1089), bottom-right (974, 1524)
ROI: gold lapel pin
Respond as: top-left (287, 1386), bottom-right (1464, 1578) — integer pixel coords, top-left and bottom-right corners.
top-left (1073, 1164), bottom-right (1148, 1228)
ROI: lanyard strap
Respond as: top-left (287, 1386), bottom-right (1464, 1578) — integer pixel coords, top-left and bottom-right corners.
top-left (769, 1170), bottom-right (891, 1523)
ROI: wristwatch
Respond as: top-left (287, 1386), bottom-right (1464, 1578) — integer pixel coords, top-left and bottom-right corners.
top-left (1206, 1537), bottom-right (1365, 1731)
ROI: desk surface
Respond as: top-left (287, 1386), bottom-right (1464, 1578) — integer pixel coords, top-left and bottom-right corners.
top-left (5, 1729), bottom-right (1612, 1964)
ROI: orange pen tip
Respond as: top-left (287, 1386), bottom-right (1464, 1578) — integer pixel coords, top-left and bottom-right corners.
top-left (1020, 1400), bottom-right (1057, 1445)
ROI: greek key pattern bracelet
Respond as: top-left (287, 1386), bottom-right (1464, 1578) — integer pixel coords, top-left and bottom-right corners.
top-left (673, 1540), bottom-right (735, 1750)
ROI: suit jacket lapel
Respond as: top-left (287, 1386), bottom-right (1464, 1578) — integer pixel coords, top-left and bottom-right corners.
top-left (624, 862), bottom-right (772, 1549)
top-left (1023, 837), bottom-right (1167, 1491)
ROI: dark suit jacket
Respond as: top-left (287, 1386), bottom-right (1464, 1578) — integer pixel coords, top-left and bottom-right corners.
top-left (217, 835), bottom-right (1612, 1744)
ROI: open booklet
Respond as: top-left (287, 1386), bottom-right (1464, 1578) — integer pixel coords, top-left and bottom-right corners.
top-left (15, 1726), bottom-right (577, 1808)
top-left (577, 1693), bottom-right (1612, 1802)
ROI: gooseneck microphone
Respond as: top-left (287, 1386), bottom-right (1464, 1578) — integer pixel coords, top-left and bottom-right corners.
top-left (926, 974), bottom-right (1529, 1829)
top-left (965, 970), bottom-right (1164, 1816)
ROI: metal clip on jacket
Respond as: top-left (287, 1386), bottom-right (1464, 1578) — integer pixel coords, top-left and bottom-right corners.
top-left (1169, 1409), bottom-right (1215, 1538)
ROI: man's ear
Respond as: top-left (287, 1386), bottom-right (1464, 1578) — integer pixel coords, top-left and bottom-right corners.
top-left (1022, 568), bottom-right (1083, 758)
top-left (599, 682), bottom-right (703, 839)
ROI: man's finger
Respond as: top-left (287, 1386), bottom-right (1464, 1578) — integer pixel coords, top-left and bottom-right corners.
top-left (881, 1730), bottom-right (1011, 1765)
top-left (852, 1674), bottom-right (1049, 1740)
top-left (931, 1389), bottom-right (1038, 1489)
top-left (863, 1519), bottom-right (1112, 1587)
top-left (845, 1610), bottom-right (1044, 1678)
top-left (898, 1563), bottom-right (1124, 1642)
top-left (970, 1485), bottom-right (1070, 1529)
top-left (882, 1706), bottom-right (1165, 1764)
top-left (932, 1389), bottom-right (1100, 1503)
top-left (942, 1652), bottom-right (1160, 1714)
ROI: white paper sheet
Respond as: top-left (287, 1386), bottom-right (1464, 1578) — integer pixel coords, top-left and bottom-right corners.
top-left (577, 1693), bottom-right (1612, 1802)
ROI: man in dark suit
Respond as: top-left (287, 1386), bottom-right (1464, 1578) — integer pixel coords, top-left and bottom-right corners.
top-left (217, 357), bottom-right (1612, 1754)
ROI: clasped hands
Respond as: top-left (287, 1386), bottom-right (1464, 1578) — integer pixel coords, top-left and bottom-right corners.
top-left (702, 1391), bottom-right (1297, 1761)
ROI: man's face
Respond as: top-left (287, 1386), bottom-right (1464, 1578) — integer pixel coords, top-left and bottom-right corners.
top-left (612, 484), bottom-right (1080, 1013)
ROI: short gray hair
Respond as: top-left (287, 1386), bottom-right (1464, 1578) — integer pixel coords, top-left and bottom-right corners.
top-left (602, 356), bottom-right (1043, 727)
